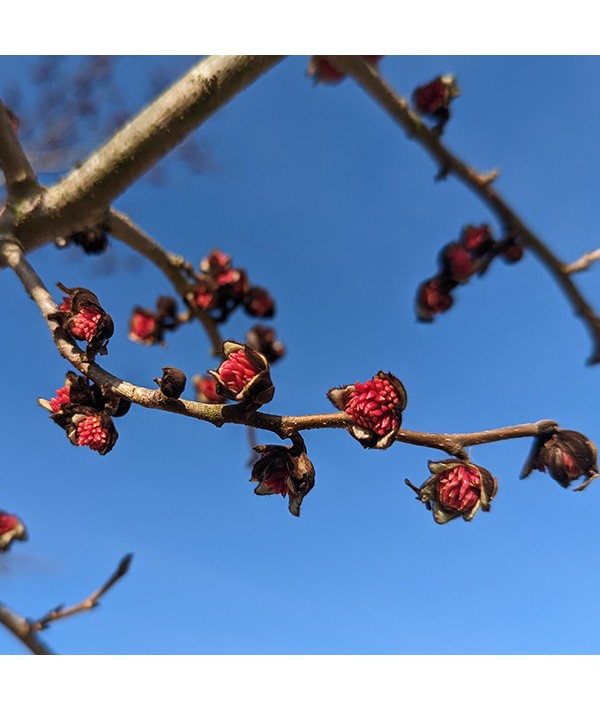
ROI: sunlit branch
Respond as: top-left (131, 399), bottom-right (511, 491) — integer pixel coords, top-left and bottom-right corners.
top-left (0, 101), bottom-right (40, 204)
top-left (327, 56), bottom-right (600, 365)
top-left (564, 248), bottom-right (600, 274)
top-left (107, 209), bottom-right (223, 356)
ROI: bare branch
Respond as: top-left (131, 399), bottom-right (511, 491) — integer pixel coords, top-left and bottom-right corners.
top-left (0, 101), bottom-right (40, 204)
top-left (30, 554), bottom-right (133, 632)
top-left (107, 209), bottom-right (223, 355)
top-left (15, 56), bottom-right (285, 253)
top-left (0, 604), bottom-right (54, 655)
top-left (327, 56), bottom-right (600, 365)
top-left (564, 248), bottom-right (600, 274)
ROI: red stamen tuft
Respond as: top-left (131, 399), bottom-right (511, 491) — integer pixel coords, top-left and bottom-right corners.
top-left (69, 307), bottom-right (102, 341)
top-left (345, 377), bottom-right (400, 436)
top-left (218, 350), bottom-right (259, 394)
top-left (76, 414), bottom-right (109, 451)
top-left (49, 385), bottom-right (71, 413)
top-left (436, 465), bottom-right (481, 512)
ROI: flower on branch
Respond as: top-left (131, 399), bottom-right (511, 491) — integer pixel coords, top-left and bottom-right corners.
top-left (250, 438), bottom-right (315, 517)
top-left (154, 366), bottom-right (187, 398)
top-left (416, 277), bottom-right (454, 321)
top-left (50, 283), bottom-right (114, 358)
top-left (0, 511), bottom-right (27, 552)
top-left (208, 341), bottom-right (274, 406)
top-left (129, 296), bottom-right (180, 347)
top-left (406, 459), bottom-right (498, 524)
top-left (499, 237), bottom-right (524, 264)
top-left (521, 429), bottom-right (599, 490)
top-left (327, 371), bottom-right (407, 449)
top-left (307, 56), bottom-right (383, 85)
top-left (193, 374), bottom-right (225, 404)
top-left (412, 74), bottom-right (460, 131)
top-left (245, 325), bottom-right (285, 364)
top-left (243, 286), bottom-right (275, 318)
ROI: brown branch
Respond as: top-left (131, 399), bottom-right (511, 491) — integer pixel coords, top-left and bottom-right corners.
top-left (107, 209), bottom-right (223, 355)
top-left (0, 604), bottom-right (54, 655)
top-left (12, 56), bottom-right (285, 254)
top-left (564, 248), bottom-right (600, 274)
top-left (327, 56), bottom-right (600, 365)
top-left (0, 101), bottom-right (40, 204)
top-left (30, 554), bottom-right (133, 632)
top-left (0, 239), bottom-right (566, 458)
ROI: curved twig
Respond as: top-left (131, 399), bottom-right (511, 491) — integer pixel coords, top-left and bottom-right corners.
top-left (326, 56), bottom-right (600, 365)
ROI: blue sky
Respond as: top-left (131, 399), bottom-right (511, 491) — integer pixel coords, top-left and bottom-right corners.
top-left (2, 56), bottom-right (600, 655)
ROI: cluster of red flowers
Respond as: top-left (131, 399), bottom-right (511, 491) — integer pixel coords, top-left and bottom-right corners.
top-left (412, 75), bottom-right (460, 132)
top-left (129, 296), bottom-right (179, 347)
top-left (416, 224), bottom-right (524, 321)
top-left (187, 248), bottom-right (275, 324)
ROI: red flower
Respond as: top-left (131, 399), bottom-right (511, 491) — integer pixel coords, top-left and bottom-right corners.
top-left (412, 75), bottom-right (459, 120)
top-left (327, 371), bottom-right (407, 449)
top-left (443, 243), bottom-right (477, 282)
top-left (460, 224), bottom-right (494, 254)
top-left (193, 375), bottom-right (225, 404)
top-left (416, 278), bottom-right (454, 321)
top-left (406, 459), bottom-right (498, 524)
top-left (250, 439), bottom-right (315, 517)
top-left (243, 286), bottom-right (275, 318)
top-left (129, 307), bottom-right (160, 346)
top-left (307, 56), bottom-right (382, 85)
top-left (51, 283), bottom-right (113, 357)
top-left (208, 341), bottom-right (274, 406)
top-left (0, 511), bottom-right (27, 552)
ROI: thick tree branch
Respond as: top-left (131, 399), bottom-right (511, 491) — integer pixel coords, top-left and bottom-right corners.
top-left (8, 56), bottom-right (285, 253)
top-left (0, 604), bottom-right (54, 655)
top-left (107, 209), bottom-right (223, 355)
top-left (0, 101), bottom-right (40, 204)
top-left (327, 56), bottom-right (600, 365)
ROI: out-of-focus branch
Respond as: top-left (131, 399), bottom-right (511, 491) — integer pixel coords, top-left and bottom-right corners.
top-left (0, 101), bottom-right (40, 204)
top-left (30, 554), bottom-right (133, 632)
top-left (0, 239), bottom-right (568, 458)
top-left (13, 56), bottom-right (285, 253)
top-left (327, 56), bottom-right (600, 365)
top-left (107, 209), bottom-right (223, 356)
top-left (564, 248), bottom-right (600, 274)
top-left (0, 604), bottom-right (54, 655)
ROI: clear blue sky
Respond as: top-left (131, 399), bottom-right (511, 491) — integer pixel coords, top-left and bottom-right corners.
top-left (2, 55), bottom-right (600, 655)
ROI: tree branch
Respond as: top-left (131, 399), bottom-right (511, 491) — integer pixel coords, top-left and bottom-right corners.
top-left (0, 604), bottom-right (54, 655)
top-left (13, 56), bottom-right (285, 253)
top-left (107, 209), bottom-right (223, 355)
top-left (0, 101), bottom-right (41, 204)
top-left (564, 248), bottom-right (600, 274)
top-left (327, 56), bottom-right (600, 365)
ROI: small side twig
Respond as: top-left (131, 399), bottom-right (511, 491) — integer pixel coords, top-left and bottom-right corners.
top-left (564, 248), bottom-right (600, 274)
top-left (30, 554), bottom-right (133, 632)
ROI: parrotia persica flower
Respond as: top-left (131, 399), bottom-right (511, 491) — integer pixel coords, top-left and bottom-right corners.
top-left (208, 341), bottom-right (274, 406)
top-left (521, 429), bottom-right (599, 490)
top-left (460, 224), bottom-right (495, 255)
top-left (307, 56), bottom-right (383, 85)
top-left (51, 282), bottom-right (114, 357)
top-left (412, 75), bottom-right (460, 127)
top-left (327, 372), bottom-right (407, 449)
top-left (416, 278), bottom-right (454, 322)
top-left (250, 441), bottom-right (315, 517)
top-left (243, 286), bottom-right (276, 318)
top-left (39, 372), bottom-right (130, 455)
top-left (129, 296), bottom-right (179, 347)
top-left (406, 460), bottom-right (498, 524)
top-left (245, 325), bottom-right (286, 364)
top-left (154, 366), bottom-right (187, 399)
top-left (0, 511), bottom-right (27, 552)
top-left (193, 375), bottom-right (226, 404)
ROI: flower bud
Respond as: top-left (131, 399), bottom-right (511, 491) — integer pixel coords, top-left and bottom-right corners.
top-left (441, 243), bottom-right (478, 282)
top-left (243, 286), bottom-right (275, 318)
top-left (250, 440), bottom-right (315, 516)
top-left (193, 374), bottom-right (225, 404)
top-left (415, 277), bottom-right (454, 321)
top-left (245, 325), bottom-right (285, 364)
top-left (38, 371), bottom-right (96, 413)
top-left (208, 341), bottom-right (274, 406)
top-left (412, 75), bottom-right (460, 127)
top-left (328, 371), bottom-right (407, 449)
top-left (307, 56), bottom-right (382, 85)
top-left (51, 405), bottom-right (118, 455)
top-left (406, 459), bottom-right (498, 524)
top-left (521, 429), bottom-right (599, 490)
top-left (129, 307), bottom-right (162, 346)
top-left (154, 366), bottom-right (187, 399)
top-left (200, 248), bottom-right (232, 276)
top-left (460, 224), bottom-right (495, 255)
top-left (500, 239), bottom-right (524, 264)
top-left (0, 511), bottom-right (27, 552)
top-left (51, 283), bottom-right (113, 357)
top-left (70, 226), bottom-right (109, 254)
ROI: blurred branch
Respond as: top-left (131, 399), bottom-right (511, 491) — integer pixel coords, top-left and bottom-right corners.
top-left (30, 554), bottom-right (133, 632)
top-left (14, 56), bottom-right (285, 253)
top-left (107, 209), bottom-right (223, 355)
top-left (0, 101), bottom-right (40, 204)
top-left (327, 56), bottom-right (600, 365)
top-left (564, 248), bottom-right (600, 274)
top-left (0, 554), bottom-right (132, 655)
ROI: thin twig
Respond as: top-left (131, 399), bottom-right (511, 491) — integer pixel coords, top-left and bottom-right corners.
top-left (30, 554), bottom-right (133, 631)
top-left (327, 56), bottom-right (600, 365)
top-left (107, 209), bottom-right (223, 355)
top-left (564, 248), bottom-right (600, 274)
top-left (0, 101), bottom-right (40, 204)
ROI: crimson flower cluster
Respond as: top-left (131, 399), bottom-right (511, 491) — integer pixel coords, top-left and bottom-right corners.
top-left (416, 224), bottom-right (524, 321)
top-left (406, 459), bottom-right (498, 525)
top-left (307, 56), bottom-right (383, 85)
top-left (0, 510), bottom-right (27, 552)
top-left (50, 283), bottom-right (114, 358)
top-left (328, 371), bottom-right (407, 449)
top-left (412, 75), bottom-right (460, 132)
top-left (187, 248), bottom-right (275, 324)
top-left (39, 371), bottom-right (130, 455)
top-left (208, 341), bottom-right (274, 407)
top-left (129, 296), bottom-right (179, 347)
